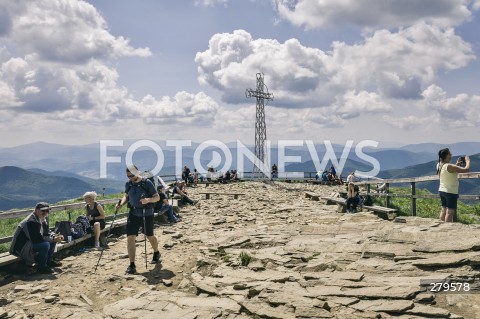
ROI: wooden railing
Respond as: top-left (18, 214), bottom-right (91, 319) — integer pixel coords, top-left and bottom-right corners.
top-left (0, 198), bottom-right (121, 221)
top-left (0, 198), bottom-right (123, 245)
top-left (355, 172), bottom-right (480, 216)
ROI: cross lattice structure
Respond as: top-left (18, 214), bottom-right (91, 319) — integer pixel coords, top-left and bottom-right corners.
top-left (245, 73), bottom-right (274, 179)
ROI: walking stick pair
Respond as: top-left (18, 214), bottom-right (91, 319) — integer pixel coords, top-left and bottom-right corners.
top-left (94, 200), bottom-right (121, 273)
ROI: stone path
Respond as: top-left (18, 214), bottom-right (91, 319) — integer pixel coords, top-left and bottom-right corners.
top-left (1, 181), bottom-right (480, 318)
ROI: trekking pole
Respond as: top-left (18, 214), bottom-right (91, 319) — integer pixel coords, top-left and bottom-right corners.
top-left (141, 195), bottom-right (148, 270)
top-left (95, 199), bottom-right (121, 273)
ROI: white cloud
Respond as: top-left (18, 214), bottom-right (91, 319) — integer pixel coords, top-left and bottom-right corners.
top-left (195, 26), bottom-right (474, 121)
top-left (472, 0), bottom-right (480, 10)
top-left (2, 0), bottom-right (150, 63)
top-left (275, 0), bottom-right (474, 29)
top-left (422, 84), bottom-right (480, 126)
top-left (0, 0), bottom-right (217, 128)
top-left (382, 114), bottom-right (439, 130)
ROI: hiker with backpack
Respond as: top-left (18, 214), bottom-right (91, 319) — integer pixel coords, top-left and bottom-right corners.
top-left (116, 165), bottom-right (161, 274)
top-left (83, 191), bottom-right (106, 248)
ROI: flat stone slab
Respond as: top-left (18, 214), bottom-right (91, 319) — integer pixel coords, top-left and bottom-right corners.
top-left (412, 252), bottom-right (480, 268)
top-left (412, 239), bottom-right (480, 253)
top-left (306, 285), bottom-right (420, 299)
top-left (351, 299), bottom-right (414, 313)
top-left (240, 300), bottom-right (295, 319)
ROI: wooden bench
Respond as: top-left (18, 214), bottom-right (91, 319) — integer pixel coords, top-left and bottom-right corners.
top-left (363, 205), bottom-right (397, 220)
top-left (0, 216), bottom-right (129, 268)
top-left (0, 204), bottom-right (180, 268)
top-left (305, 191), bottom-right (320, 201)
top-left (199, 192), bottom-right (245, 200)
top-left (322, 196), bottom-right (397, 220)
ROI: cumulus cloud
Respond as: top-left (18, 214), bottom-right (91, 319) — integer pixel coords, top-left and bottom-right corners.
top-left (0, 0), bottom-right (218, 128)
top-left (382, 114), bottom-right (439, 130)
top-left (275, 0), bottom-right (474, 29)
top-left (195, 26), bottom-right (473, 121)
top-left (422, 84), bottom-right (480, 126)
top-left (2, 0), bottom-right (150, 63)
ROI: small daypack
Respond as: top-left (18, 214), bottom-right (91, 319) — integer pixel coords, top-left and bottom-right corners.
top-left (71, 216), bottom-right (92, 239)
top-left (54, 221), bottom-right (72, 239)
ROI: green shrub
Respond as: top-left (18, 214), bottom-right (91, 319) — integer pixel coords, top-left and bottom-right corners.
top-left (239, 251), bottom-right (253, 266)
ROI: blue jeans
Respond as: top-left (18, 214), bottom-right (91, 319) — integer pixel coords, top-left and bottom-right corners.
top-left (32, 241), bottom-right (56, 268)
top-left (159, 205), bottom-right (176, 222)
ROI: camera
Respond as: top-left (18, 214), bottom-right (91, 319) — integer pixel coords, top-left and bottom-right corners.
top-left (459, 156), bottom-right (466, 164)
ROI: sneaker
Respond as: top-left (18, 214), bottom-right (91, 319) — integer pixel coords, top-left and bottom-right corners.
top-left (37, 266), bottom-right (53, 274)
top-left (48, 260), bottom-right (62, 267)
top-left (95, 240), bottom-right (100, 248)
top-left (150, 251), bottom-right (161, 264)
top-left (126, 264), bottom-right (136, 274)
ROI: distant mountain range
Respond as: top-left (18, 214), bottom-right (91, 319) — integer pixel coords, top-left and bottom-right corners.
top-left (2, 141), bottom-right (479, 180)
top-left (0, 166), bottom-right (123, 211)
top-left (377, 153), bottom-right (480, 196)
top-left (1, 141), bottom-right (479, 210)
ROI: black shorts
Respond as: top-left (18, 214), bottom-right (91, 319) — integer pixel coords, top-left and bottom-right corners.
top-left (439, 191), bottom-right (459, 210)
top-left (126, 213), bottom-right (155, 236)
top-left (90, 219), bottom-right (106, 230)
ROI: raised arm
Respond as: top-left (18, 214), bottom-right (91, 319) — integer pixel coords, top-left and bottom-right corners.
top-left (447, 156), bottom-right (471, 173)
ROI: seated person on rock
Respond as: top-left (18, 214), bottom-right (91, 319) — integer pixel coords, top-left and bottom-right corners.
top-left (346, 183), bottom-right (360, 213)
top-left (83, 191), bottom-right (106, 248)
top-left (10, 202), bottom-right (63, 274)
top-left (155, 185), bottom-right (179, 223)
top-left (172, 180), bottom-right (196, 205)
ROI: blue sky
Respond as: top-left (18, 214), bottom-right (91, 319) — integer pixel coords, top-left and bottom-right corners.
top-left (0, 0), bottom-right (479, 147)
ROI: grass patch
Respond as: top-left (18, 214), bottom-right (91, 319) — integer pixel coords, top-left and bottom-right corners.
top-left (371, 187), bottom-right (480, 224)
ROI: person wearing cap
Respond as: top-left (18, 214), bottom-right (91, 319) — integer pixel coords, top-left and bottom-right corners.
top-left (116, 165), bottom-right (161, 274)
top-left (10, 202), bottom-right (63, 274)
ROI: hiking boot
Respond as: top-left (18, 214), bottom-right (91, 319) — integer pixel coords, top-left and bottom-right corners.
top-left (126, 264), bottom-right (136, 274)
top-left (48, 260), bottom-right (62, 267)
top-left (150, 251), bottom-right (161, 264)
top-left (37, 266), bottom-right (53, 274)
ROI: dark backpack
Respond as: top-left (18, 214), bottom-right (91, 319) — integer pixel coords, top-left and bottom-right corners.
top-left (125, 177), bottom-right (156, 209)
top-left (141, 171), bottom-right (156, 188)
top-left (362, 195), bottom-right (373, 206)
top-left (54, 221), bottom-right (72, 239)
top-left (71, 216), bottom-right (92, 239)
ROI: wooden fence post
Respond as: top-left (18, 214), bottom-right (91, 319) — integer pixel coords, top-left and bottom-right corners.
top-left (411, 182), bottom-right (417, 216)
top-left (385, 183), bottom-right (390, 208)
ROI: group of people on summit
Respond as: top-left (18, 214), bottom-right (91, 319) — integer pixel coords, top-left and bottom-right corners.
top-left (8, 148), bottom-right (473, 275)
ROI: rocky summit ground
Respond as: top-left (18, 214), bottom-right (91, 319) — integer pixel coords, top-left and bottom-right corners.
top-left (1, 181), bottom-right (480, 319)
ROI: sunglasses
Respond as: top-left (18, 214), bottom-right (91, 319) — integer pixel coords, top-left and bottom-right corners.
top-left (127, 174), bottom-right (135, 178)
top-left (41, 209), bottom-right (50, 213)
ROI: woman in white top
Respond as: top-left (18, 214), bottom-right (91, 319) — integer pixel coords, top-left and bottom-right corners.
top-left (437, 148), bottom-right (470, 222)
